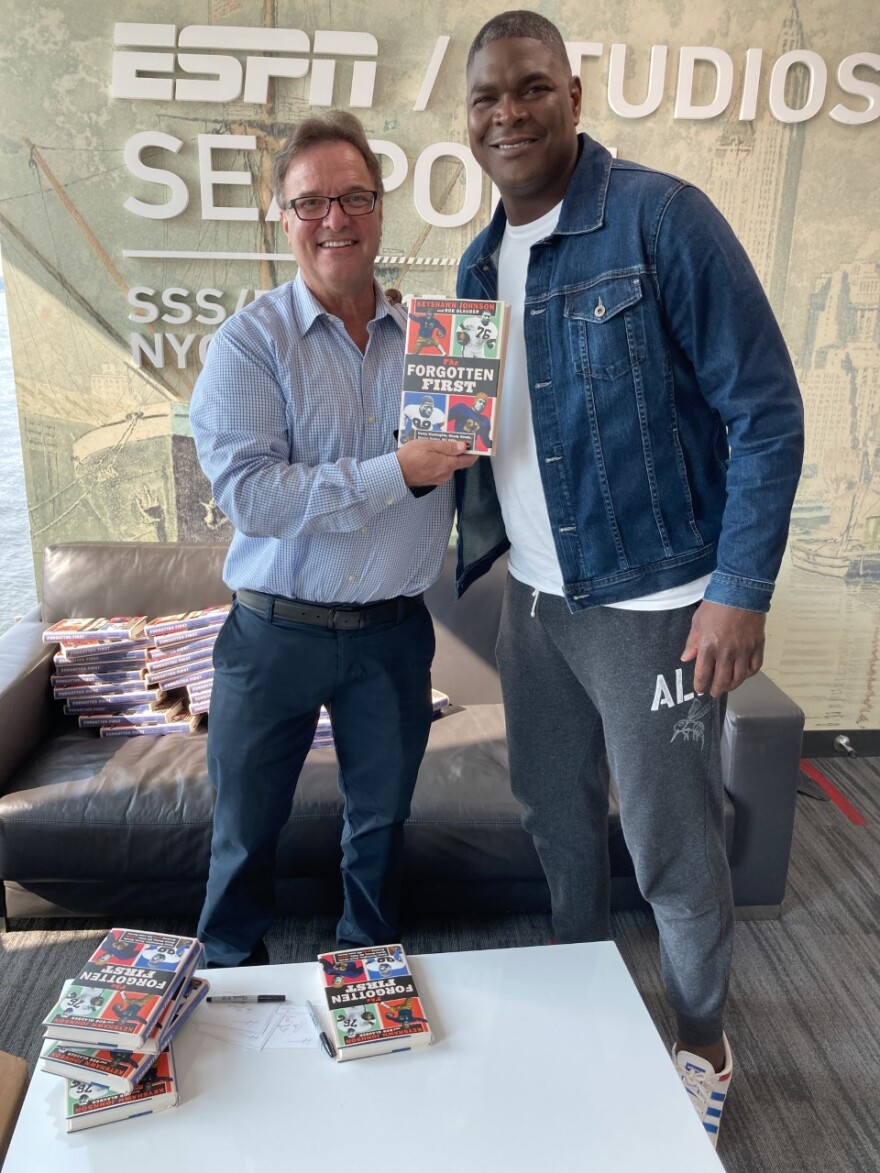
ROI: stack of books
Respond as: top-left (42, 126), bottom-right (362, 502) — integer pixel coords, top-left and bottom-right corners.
top-left (43, 605), bottom-right (231, 735)
top-left (311, 706), bottom-right (334, 750)
top-left (45, 618), bottom-right (164, 734)
top-left (143, 606), bottom-right (230, 718)
top-left (308, 690), bottom-right (449, 755)
top-left (39, 928), bottom-right (208, 1132)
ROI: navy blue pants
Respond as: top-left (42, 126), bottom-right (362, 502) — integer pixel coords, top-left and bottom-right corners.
top-left (197, 597), bottom-right (435, 965)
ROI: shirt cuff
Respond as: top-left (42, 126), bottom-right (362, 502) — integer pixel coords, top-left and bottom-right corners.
top-left (704, 571), bottom-right (774, 613)
top-left (361, 451), bottom-right (410, 513)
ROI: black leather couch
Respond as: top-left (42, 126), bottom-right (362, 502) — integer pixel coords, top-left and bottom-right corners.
top-left (0, 542), bottom-right (804, 929)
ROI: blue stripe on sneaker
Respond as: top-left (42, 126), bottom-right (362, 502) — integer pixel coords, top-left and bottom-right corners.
top-left (711, 1091), bottom-right (726, 1101)
top-left (707, 1107), bottom-right (723, 1118)
top-left (704, 1123), bottom-right (719, 1134)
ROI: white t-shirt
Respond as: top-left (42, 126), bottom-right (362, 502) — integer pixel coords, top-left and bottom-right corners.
top-left (494, 204), bottom-right (710, 611)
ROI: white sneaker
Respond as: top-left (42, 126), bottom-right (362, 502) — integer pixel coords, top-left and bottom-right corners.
top-left (674, 1033), bottom-right (733, 1147)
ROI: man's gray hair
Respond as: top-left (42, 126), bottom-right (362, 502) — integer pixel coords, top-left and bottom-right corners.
top-left (467, 10), bottom-right (571, 74)
top-left (272, 110), bottom-right (384, 204)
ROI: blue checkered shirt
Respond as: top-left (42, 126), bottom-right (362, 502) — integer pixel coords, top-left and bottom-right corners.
top-left (190, 274), bottom-right (454, 603)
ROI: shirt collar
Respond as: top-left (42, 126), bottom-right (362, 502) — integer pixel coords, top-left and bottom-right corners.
top-left (289, 271), bottom-right (402, 336)
top-left (472, 133), bottom-right (614, 263)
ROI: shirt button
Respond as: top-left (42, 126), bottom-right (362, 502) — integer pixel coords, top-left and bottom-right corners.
top-left (348, 575), bottom-right (356, 583)
top-left (384, 497), bottom-right (393, 505)
top-left (361, 526), bottom-right (369, 534)
top-left (367, 414), bottom-right (376, 423)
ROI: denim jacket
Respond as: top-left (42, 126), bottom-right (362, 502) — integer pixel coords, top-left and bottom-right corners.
top-left (455, 134), bottom-right (804, 612)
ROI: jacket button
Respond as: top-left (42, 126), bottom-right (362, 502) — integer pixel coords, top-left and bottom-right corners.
top-left (594, 299), bottom-right (606, 319)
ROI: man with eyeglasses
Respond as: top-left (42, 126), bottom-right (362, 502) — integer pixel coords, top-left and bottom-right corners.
top-left (190, 110), bottom-right (476, 968)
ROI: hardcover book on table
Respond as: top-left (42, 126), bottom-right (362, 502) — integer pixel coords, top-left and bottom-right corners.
top-left (398, 297), bottom-right (509, 454)
top-left (316, 944), bottom-right (433, 1061)
top-left (42, 929), bottom-right (202, 1050)
top-left (63, 1044), bottom-right (179, 1132)
top-left (43, 976), bottom-right (208, 1076)
top-left (41, 1039), bottom-right (160, 1095)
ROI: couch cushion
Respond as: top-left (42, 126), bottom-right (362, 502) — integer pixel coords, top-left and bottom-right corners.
top-left (41, 543), bottom-right (231, 623)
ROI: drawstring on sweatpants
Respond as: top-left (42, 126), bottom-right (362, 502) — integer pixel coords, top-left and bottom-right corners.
top-left (530, 588), bottom-right (540, 618)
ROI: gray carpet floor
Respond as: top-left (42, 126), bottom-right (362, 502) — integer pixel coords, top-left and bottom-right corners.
top-left (2, 756), bottom-right (879, 1172)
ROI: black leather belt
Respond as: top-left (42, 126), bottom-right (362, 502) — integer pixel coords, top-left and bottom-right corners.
top-left (236, 589), bottom-right (423, 631)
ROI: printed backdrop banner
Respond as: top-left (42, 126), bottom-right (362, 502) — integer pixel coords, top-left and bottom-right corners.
top-left (0, 0), bottom-right (877, 731)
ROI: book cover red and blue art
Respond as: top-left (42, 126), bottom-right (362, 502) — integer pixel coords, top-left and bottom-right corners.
top-left (316, 944), bottom-right (433, 1061)
top-left (42, 929), bottom-right (202, 1049)
top-left (40, 1038), bottom-right (160, 1095)
top-left (398, 297), bottom-right (509, 455)
top-left (44, 966), bottom-right (208, 1069)
top-left (64, 1044), bottom-right (179, 1132)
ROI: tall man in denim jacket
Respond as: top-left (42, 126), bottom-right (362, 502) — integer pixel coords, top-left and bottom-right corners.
top-left (457, 12), bottom-right (804, 1145)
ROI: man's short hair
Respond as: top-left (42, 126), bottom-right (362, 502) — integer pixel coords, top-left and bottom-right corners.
top-left (272, 110), bottom-right (384, 204)
top-left (467, 10), bottom-right (571, 74)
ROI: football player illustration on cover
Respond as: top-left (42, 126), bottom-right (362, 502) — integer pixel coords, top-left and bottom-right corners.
top-left (336, 1007), bottom-right (379, 1039)
top-left (363, 946), bottom-right (408, 980)
top-left (320, 955), bottom-right (366, 984)
top-left (136, 942), bottom-right (188, 970)
top-left (407, 307), bottom-right (448, 355)
top-left (94, 933), bottom-right (142, 965)
top-left (400, 394), bottom-right (447, 441)
top-left (455, 309), bottom-right (498, 358)
top-left (69, 1080), bottom-right (110, 1107)
top-left (447, 393), bottom-right (493, 452)
top-left (59, 987), bottom-right (109, 1017)
top-left (106, 993), bottom-right (153, 1026)
top-left (380, 998), bottom-right (429, 1027)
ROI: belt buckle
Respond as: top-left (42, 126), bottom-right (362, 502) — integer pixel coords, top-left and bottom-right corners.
top-left (330, 608), bottom-right (361, 632)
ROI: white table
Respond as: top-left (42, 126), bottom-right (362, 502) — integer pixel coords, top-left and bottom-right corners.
top-left (6, 942), bottom-right (723, 1171)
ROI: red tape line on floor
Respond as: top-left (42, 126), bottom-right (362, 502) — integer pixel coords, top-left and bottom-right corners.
top-left (800, 759), bottom-right (868, 826)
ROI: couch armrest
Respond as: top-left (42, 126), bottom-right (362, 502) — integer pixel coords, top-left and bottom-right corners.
top-left (0, 606), bottom-right (56, 793)
top-left (721, 671), bottom-right (805, 913)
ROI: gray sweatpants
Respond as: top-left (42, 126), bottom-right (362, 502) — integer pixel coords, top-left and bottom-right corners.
top-left (496, 574), bottom-right (733, 1045)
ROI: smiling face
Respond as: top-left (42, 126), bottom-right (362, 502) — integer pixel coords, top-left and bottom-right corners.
top-left (467, 37), bottom-right (581, 225)
top-left (279, 140), bottom-right (382, 311)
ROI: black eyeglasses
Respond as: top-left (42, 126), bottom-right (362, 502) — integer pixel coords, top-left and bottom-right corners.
top-left (283, 190), bottom-right (378, 221)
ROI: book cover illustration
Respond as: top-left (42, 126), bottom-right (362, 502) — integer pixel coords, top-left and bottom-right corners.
top-left (398, 298), bottom-right (508, 455)
top-left (42, 616), bottom-right (148, 644)
top-left (125, 974), bottom-right (209, 1057)
top-left (144, 605), bottom-right (230, 639)
top-left (317, 944), bottom-right (433, 1061)
top-left (64, 1044), bottom-right (178, 1132)
top-left (43, 929), bottom-right (202, 1048)
top-left (41, 1039), bottom-right (159, 1095)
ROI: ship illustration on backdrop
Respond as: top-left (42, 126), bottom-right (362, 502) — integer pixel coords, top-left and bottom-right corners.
top-left (790, 479), bottom-right (880, 579)
top-left (71, 404), bottom-right (230, 544)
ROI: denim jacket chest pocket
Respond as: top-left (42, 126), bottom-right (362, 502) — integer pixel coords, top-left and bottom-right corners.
top-left (565, 274), bottom-right (647, 382)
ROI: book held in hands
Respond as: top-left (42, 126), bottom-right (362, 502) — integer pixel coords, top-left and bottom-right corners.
top-left (398, 297), bottom-right (509, 454)
top-left (316, 944), bottom-right (433, 1061)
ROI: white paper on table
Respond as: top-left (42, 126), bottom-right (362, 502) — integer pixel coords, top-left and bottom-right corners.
top-left (262, 1006), bottom-right (319, 1049)
top-left (195, 1002), bottom-right (286, 1050)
